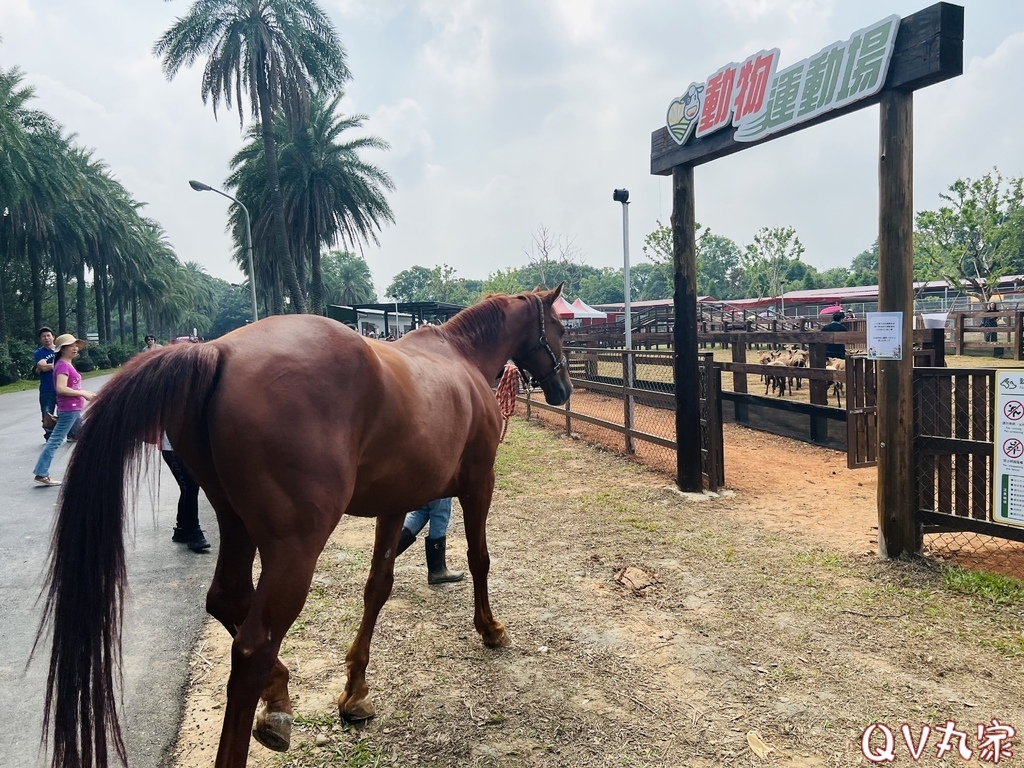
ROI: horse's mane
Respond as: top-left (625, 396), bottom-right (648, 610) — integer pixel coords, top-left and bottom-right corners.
top-left (440, 293), bottom-right (515, 355)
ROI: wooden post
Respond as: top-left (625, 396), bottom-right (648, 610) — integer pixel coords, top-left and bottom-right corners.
top-left (1011, 311), bottom-right (1019, 362)
top-left (672, 165), bottom-right (703, 492)
top-left (930, 328), bottom-right (946, 368)
top-left (876, 89), bottom-right (919, 558)
top-left (808, 341), bottom-right (828, 443)
top-left (731, 340), bottom-right (748, 393)
top-left (955, 312), bottom-right (964, 356)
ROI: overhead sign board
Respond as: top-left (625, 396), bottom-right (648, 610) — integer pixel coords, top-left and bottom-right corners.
top-left (666, 14), bottom-right (900, 147)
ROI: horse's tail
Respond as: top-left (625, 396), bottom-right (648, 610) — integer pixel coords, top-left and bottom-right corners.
top-left (35, 343), bottom-right (221, 768)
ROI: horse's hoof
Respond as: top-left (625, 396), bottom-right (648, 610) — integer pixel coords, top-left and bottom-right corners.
top-left (482, 627), bottom-right (511, 648)
top-left (252, 710), bottom-right (292, 752)
top-left (338, 695), bottom-right (376, 722)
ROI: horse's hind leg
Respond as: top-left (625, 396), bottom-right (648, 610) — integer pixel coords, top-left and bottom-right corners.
top-left (202, 495), bottom-right (301, 759)
top-left (338, 514), bottom-right (403, 722)
top-left (460, 472), bottom-right (509, 648)
top-left (215, 545), bottom-right (322, 768)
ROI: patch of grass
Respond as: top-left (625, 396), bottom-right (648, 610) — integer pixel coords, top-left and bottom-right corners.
top-left (979, 634), bottom-right (1024, 658)
top-left (293, 711), bottom-right (337, 728)
top-left (942, 566), bottom-right (1024, 605)
top-left (624, 516), bottom-right (659, 533)
top-left (793, 551), bottom-right (844, 570)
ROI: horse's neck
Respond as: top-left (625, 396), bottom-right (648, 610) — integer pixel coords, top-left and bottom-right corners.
top-left (439, 299), bottom-right (531, 377)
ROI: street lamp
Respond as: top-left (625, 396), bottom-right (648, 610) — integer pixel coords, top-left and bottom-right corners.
top-left (189, 179), bottom-right (258, 322)
top-left (613, 188), bottom-right (635, 454)
top-left (612, 188), bottom-right (632, 351)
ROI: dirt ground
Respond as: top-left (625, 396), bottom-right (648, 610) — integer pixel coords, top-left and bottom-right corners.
top-left (171, 419), bottom-right (1024, 768)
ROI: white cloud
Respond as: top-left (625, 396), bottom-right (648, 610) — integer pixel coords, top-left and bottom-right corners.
top-left (5, 0), bottom-right (1024, 296)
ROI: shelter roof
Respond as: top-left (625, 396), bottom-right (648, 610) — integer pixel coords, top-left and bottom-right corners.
top-left (341, 301), bottom-right (466, 318)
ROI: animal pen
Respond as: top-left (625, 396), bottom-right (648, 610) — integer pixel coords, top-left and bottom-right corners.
top-left (647, 2), bottom-right (965, 559)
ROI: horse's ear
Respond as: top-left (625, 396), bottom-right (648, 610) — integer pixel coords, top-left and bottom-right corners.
top-left (540, 282), bottom-right (565, 304)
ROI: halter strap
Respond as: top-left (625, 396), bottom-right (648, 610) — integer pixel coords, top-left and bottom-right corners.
top-left (511, 293), bottom-right (567, 389)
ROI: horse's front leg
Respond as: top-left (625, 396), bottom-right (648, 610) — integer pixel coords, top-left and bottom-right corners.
top-left (459, 471), bottom-right (510, 648)
top-left (337, 514), bottom-right (403, 722)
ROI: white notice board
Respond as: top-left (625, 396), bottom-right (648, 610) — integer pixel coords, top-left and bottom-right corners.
top-left (993, 370), bottom-right (1024, 528)
top-left (866, 312), bottom-right (903, 360)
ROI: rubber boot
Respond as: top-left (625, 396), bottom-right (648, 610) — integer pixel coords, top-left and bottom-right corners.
top-left (425, 536), bottom-right (464, 585)
top-left (396, 527), bottom-right (416, 556)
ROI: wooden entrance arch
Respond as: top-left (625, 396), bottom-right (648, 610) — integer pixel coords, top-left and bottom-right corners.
top-left (650, 3), bottom-right (964, 558)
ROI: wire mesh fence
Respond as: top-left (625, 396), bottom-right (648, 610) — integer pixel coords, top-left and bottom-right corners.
top-left (914, 368), bottom-right (1024, 578)
top-left (522, 349), bottom-right (724, 489)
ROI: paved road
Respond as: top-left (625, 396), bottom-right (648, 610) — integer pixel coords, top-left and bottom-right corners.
top-left (0, 376), bottom-right (218, 767)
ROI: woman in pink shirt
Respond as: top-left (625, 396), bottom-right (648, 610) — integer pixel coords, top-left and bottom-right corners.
top-left (32, 334), bottom-right (96, 486)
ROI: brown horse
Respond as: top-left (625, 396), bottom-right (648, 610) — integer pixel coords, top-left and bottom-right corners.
top-left (37, 286), bottom-right (572, 768)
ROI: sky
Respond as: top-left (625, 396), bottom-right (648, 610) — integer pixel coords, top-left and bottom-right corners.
top-left (2, 0), bottom-right (1023, 298)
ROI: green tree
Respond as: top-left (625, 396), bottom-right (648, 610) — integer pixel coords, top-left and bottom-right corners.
top-left (155, 0), bottom-right (350, 314)
top-left (387, 266), bottom-right (432, 303)
top-left (579, 268), bottom-right (625, 304)
top-left (740, 226), bottom-right (805, 299)
top-left (915, 170), bottom-right (1024, 301)
top-left (322, 250), bottom-right (376, 305)
top-left (697, 231), bottom-right (742, 299)
top-left (847, 242), bottom-right (878, 286)
top-left (480, 267), bottom-right (524, 296)
top-left (276, 91), bottom-right (394, 314)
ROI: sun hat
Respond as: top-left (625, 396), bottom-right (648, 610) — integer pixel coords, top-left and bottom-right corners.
top-left (52, 334), bottom-right (87, 352)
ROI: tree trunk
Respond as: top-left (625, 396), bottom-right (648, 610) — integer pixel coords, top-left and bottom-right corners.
top-left (131, 290), bottom-right (139, 345)
top-left (28, 235), bottom-right (43, 334)
top-left (56, 264), bottom-right (67, 334)
top-left (93, 258), bottom-right (106, 344)
top-left (75, 256), bottom-right (88, 340)
top-left (310, 245), bottom-right (324, 315)
top-left (117, 296), bottom-right (126, 344)
top-left (102, 260), bottom-right (113, 341)
top-left (0, 259), bottom-right (9, 349)
top-left (255, 67), bottom-right (307, 314)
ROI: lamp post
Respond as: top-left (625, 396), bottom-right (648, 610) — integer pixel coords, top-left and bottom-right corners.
top-left (189, 180), bottom-right (258, 322)
top-left (612, 188), bottom-right (632, 352)
top-left (613, 188), bottom-right (635, 453)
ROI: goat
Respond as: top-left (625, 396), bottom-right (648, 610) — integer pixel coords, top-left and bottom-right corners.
top-left (825, 357), bottom-right (846, 406)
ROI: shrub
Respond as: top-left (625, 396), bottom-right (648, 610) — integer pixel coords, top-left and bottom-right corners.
top-left (8, 338), bottom-right (36, 379)
top-left (102, 342), bottom-right (131, 367)
top-left (77, 349), bottom-right (97, 373)
top-left (87, 344), bottom-right (110, 370)
top-left (0, 348), bottom-right (19, 385)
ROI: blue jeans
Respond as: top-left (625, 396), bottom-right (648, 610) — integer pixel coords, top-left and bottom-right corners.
top-left (33, 409), bottom-right (81, 478)
top-left (39, 389), bottom-right (56, 438)
top-left (403, 497), bottom-right (454, 539)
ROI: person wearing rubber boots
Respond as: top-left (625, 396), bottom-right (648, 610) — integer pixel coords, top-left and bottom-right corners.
top-left (395, 497), bottom-right (464, 584)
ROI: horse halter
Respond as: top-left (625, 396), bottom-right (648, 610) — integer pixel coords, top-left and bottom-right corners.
top-left (512, 294), bottom-right (567, 388)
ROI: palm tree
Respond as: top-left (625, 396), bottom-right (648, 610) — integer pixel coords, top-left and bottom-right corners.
top-left (278, 90), bottom-right (394, 313)
top-left (154, 0), bottom-right (350, 314)
top-left (322, 250), bottom-right (375, 305)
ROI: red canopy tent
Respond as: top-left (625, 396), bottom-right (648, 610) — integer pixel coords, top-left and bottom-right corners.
top-left (571, 298), bottom-right (607, 319)
top-left (552, 295), bottom-right (579, 319)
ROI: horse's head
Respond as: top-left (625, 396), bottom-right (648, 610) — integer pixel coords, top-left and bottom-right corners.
top-left (512, 284), bottom-right (573, 406)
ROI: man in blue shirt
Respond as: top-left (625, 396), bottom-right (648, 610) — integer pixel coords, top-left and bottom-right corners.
top-left (34, 327), bottom-right (57, 441)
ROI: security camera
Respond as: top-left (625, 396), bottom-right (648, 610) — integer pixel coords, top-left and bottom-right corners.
top-left (612, 188), bottom-right (629, 203)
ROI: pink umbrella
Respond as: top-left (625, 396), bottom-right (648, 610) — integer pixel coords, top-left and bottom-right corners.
top-left (819, 304), bottom-right (843, 315)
